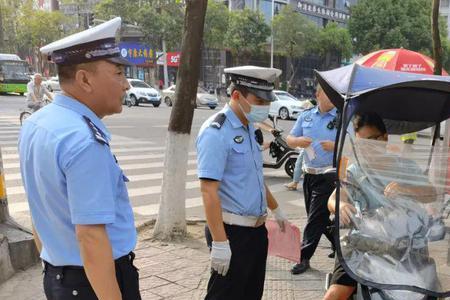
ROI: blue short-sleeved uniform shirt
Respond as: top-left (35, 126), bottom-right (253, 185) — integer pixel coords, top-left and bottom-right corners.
top-left (196, 105), bottom-right (266, 217)
top-left (19, 94), bottom-right (137, 266)
top-left (290, 106), bottom-right (338, 168)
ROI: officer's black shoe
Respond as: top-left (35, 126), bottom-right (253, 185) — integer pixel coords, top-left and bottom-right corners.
top-left (328, 251), bottom-right (335, 259)
top-left (291, 260), bottom-right (310, 275)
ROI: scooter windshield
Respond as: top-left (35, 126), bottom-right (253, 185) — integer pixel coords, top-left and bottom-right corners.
top-left (337, 121), bottom-right (450, 298)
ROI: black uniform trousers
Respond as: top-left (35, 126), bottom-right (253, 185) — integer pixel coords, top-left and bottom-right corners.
top-left (43, 252), bottom-right (141, 300)
top-left (301, 173), bottom-right (336, 261)
top-left (205, 223), bottom-right (268, 300)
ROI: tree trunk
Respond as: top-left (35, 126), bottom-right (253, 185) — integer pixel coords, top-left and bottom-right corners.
top-left (324, 52), bottom-right (332, 70)
top-left (432, 0), bottom-right (442, 76)
top-left (430, 0), bottom-right (449, 219)
top-left (50, 0), bottom-right (59, 11)
top-left (288, 59), bottom-right (298, 91)
top-left (153, 0), bottom-right (208, 240)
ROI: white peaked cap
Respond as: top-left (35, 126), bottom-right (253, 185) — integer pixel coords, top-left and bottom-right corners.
top-left (224, 65), bottom-right (282, 83)
top-left (40, 17), bottom-right (122, 55)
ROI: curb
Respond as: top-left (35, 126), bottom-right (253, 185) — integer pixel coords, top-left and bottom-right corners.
top-left (136, 217), bottom-right (207, 232)
top-left (0, 147), bottom-right (39, 285)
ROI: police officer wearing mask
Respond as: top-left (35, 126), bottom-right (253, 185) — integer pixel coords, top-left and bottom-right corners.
top-left (197, 66), bottom-right (288, 300)
top-left (19, 18), bottom-right (141, 299)
top-left (287, 84), bottom-right (337, 275)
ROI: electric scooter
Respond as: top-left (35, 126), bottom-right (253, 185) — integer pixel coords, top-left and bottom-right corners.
top-left (260, 117), bottom-right (299, 178)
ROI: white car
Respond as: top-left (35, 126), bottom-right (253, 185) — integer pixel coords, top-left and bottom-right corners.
top-left (162, 85), bottom-right (218, 109)
top-left (125, 79), bottom-right (161, 107)
top-left (45, 76), bottom-right (60, 92)
top-left (269, 90), bottom-right (314, 120)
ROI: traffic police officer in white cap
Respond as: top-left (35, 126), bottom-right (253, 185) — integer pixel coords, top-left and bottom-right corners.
top-left (19, 18), bottom-right (141, 299)
top-left (287, 84), bottom-right (337, 275)
top-left (197, 65), bottom-right (288, 299)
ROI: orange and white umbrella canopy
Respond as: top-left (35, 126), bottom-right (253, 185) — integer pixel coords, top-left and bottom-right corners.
top-left (355, 48), bottom-right (449, 75)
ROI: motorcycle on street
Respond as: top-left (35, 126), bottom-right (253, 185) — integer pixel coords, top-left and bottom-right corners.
top-left (258, 117), bottom-right (299, 178)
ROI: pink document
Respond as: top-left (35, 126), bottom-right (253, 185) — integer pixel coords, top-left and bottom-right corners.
top-left (266, 220), bottom-right (301, 263)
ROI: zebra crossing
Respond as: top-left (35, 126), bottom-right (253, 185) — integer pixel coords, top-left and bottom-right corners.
top-left (0, 114), bottom-right (298, 229)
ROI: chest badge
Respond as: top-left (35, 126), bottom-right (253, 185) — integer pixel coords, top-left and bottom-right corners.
top-left (304, 115), bottom-right (313, 122)
top-left (327, 117), bottom-right (337, 130)
top-left (234, 136), bottom-right (244, 144)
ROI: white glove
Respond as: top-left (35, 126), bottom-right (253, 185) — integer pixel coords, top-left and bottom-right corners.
top-left (272, 207), bottom-right (287, 232)
top-left (211, 240), bottom-right (232, 276)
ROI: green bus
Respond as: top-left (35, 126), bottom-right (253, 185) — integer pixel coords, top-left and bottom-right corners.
top-left (0, 54), bottom-right (31, 95)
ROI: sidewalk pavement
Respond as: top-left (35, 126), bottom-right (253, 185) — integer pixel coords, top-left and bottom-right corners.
top-left (0, 215), bottom-right (336, 300)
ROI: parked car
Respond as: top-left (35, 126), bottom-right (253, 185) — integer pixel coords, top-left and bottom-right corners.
top-left (124, 79), bottom-right (161, 107)
top-left (269, 90), bottom-right (314, 120)
top-left (162, 85), bottom-right (218, 109)
top-left (44, 76), bottom-right (60, 92)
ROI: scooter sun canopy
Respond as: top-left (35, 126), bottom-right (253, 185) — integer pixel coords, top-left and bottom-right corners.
top-left (315, 64), bottom-right (450, 299)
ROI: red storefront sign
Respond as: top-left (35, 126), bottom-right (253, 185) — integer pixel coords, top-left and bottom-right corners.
top-left (166, 52), bottom-right (181, 67)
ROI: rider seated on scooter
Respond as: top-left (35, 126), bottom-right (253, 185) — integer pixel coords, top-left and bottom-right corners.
top-left (323, 112), bottom-right (437, 300)
top-left (26, 73), bottom-right (53, 112)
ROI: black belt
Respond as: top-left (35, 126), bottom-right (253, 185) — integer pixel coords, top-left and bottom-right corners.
top-left (43, 251), bottom-right (135, 273)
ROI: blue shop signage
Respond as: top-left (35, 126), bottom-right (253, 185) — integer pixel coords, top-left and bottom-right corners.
top-left (119, 42), bottom-right (154, 65)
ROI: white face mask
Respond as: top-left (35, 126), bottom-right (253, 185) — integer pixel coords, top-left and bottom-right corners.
top-left (239, 97), bottom-right (269, 123)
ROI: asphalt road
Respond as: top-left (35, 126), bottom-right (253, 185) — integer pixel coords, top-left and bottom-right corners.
top-left (0, 93), bottom-right (304, 230)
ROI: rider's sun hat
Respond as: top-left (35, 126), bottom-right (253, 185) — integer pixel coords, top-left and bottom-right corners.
top-left (40, 17), bottom-right (131, 66)
top-left (225, 65), bottom-right (282, 102)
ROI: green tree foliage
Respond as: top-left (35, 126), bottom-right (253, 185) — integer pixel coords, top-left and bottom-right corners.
top-left (349, 0), bottom-right (449, 56)
top-left (16, 1), bottom-right (64, 49)
top-left (0, 0), bottom-right (22, 53)
top-left (273, 6), bottom-right (318, 59)
top-left (136, 2), bottom-right (184, 51)
top-left (272, 6), bottom-right (318, 84)
top-left (16, 0), bottom-right (64, 70)
top-left (317, 22), bottom-right (352, 69)
top-left (225, 8), bottom-right (270, 64)
top-left (94, 0), bottom-right (139, 23)
top-left (349, 0), bottom-right (450, 72)
top-left (94, 0), bottom-right (184, 51)
top-left (204, 0), bottom-right (229, 49)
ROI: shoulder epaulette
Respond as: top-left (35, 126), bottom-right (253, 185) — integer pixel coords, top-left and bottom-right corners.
top-left (300, 106), bottom-right (316, 118)
top-left (83, 116), bottom-right (109, 146)
top-left (210, 113), bottom-right (226, 129)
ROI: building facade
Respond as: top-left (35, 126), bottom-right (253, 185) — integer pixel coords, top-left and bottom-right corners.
top-left (226, 0), bottom-right (355, 27)
top-left (52, 0), bottom-right (359, 94)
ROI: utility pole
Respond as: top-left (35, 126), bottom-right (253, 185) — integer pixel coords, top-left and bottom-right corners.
top-left (162, 39), bottom-right (169, 88)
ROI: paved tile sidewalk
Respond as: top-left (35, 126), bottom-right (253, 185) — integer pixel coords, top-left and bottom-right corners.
top-left (134, 218), bottom-right (334, 300)
top-left (0, 218), bottom-right (336, 300)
